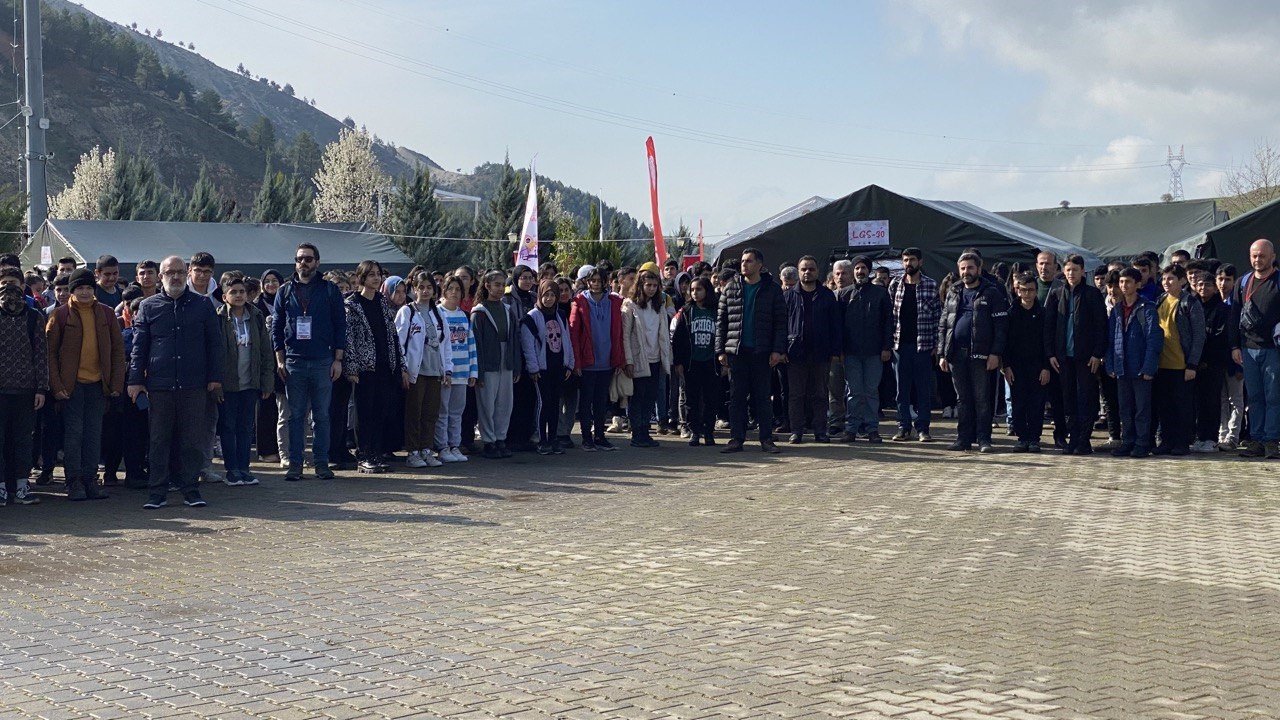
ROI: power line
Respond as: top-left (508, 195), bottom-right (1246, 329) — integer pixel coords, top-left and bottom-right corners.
top-left (195, 0), bottom-right (1170, 175)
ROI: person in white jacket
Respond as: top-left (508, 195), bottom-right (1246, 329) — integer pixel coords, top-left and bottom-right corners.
top-left (520, 279), bottom-right (576, 455)
top-left (622, 269), bottom-right (672, 448)
top-left (396, 273), bottom-right (453, 468)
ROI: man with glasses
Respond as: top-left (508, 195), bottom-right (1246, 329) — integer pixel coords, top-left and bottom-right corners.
top-left (272, 243), bottom-right (346, 481)
top-left (128, 256), bottom-right (222, 509)
top-left (188, 252), bottom-right (221, 308)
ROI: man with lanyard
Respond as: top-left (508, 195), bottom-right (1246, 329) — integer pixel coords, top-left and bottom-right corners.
top-left (272, 243), bottom-right (347, 481)
top-left (1232, 239), bottom-right (1280, 458)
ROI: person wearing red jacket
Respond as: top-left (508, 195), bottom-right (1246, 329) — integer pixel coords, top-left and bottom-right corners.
top-left (569, 265), bottom-right (625, 451)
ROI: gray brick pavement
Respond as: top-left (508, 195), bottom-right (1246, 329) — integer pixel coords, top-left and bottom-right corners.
top-left (1, 429), bottom-right (1278, 719)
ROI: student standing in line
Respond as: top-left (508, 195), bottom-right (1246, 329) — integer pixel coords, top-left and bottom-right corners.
top-left (521, 279), bottom-right (575, 455)
top-left (1106, 268), bottom-right (1163, 458)
top-left (569, 265), bottom-right (625, 452)
top-left (398, 272), bottom-right (452, 468)
top-left (472, 270), bottom-right (521, 459)
top-left (622, 270), bottom-right (672, 448)
top-left (672, 277), bottom-right (721, 446)
top-left (215, 273), bottom-right (274, 486)
top-left (436, 276), bottom-right (476, 463)
top-left (344, 261), bottom-right (407, 474)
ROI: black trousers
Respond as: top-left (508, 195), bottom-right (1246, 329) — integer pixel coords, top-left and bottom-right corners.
top-left (787, 360), bottom-right (830, 438)
top-left (683, 360), bottom-right (720, 438)
top-left (578, 369), bottom-right (612, 441)
top-left (509, 372), bottom-right (538, 447)
top-left (536, 369), bottom-right (564, 445)
top-left (256, 394), bottom-right (279, 457)
top-left (1194, 364), bottom-right (1225, 443)
top-left (772, 365), bottom-right (788, 429)
top-left (1153, 368), bottom-right (1192, 449)
top-left (100, 398), bottom-right (124, 478)
top-left (1008, 361), bottom-right (1045, 443)
top-left (951, 355), bottom-right (995, 446)
top-left (148, 389), bottom-right (206, 496)
top-left (330, 376), bottom-right (354, 462)
top-left (462, 385), bottom-right (478, 448)
top-left (728, 350), bottom-right (774, 443)
top-left (354, 369), bottom-right (396, 460)
top-left (1059, 356), bottom-right (1099, 450)
top-left (0, 393), bottom-right (35, 496)
top-left (1045, 369), bottom-right (1068, 443)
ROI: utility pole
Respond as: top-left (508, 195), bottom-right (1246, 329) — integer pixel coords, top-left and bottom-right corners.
top-left (22, 0), bottom-right (48, 234)
top-left (1166, 145), bottom-right (1186, 202)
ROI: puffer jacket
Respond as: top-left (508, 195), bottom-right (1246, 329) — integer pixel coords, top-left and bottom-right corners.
top-left (715, 271), bottom-right (787, 356)
top-left (836, 280), bottom-right (892, 357)
top-left (783, 284), bottom-right (842, 362)
top-left (127, 290), bottom-right (220, 391)
top-left (344, 292), bottom-right (405, 376)
top-left (1105, 299), bottom-right (1163, 378)
top-left (216, 303), bottom-right (275, 393)
top-left (937, 276), bottom-right (1010, 361)
top-left (1044, 281), bottom-right (1109, 363)
top-left (1154, 291), bottom-right (1206, 368)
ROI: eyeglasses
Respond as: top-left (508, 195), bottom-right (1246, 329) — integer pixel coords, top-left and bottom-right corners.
top-left (1015, 286), bottom-right (1037, 293)
top-left (295, 256), bottom-right (317, 264)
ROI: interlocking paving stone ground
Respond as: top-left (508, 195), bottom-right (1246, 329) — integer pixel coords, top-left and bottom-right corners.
top-left (1, 426), bottom-right (1278, 719)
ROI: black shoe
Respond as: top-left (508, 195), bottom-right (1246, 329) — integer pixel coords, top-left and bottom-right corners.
top-left (142, 495), bottom-right (167, 509)
top-left (978, 444), bottom-right (995, 454)
top-left (34, 469), bottom-right (52, 486)
top-left (557, 435), bottom-right (575, 449)
top-left (866, 432), bottom-right (883, 444)
top-left (788, 433), bottom-right (803, 444)
top-left (689, 435), bottom-right (701, 447)
top-left (537, 443), bottom-right (554, 456)
top-left (1111, 445), bottom-right (1134, 457)
top-left (760, 439), bottom-right (781, 454)
top-left (102, 474), bottom-right (120, 486)
top-left (1170, 446), bottom-right (1189, 456)
top-left (840, 431), bottom-right (858, 443)
top-left (1152, 445), bottom-right (1172, 456)
top-left (595, 438), bottom-right (617, 452)
top-left (285, 465), bottom-right (303, 482)
top-left (482, 443), bottom-right (500, 459)
top-left (313, 462), bottom-right (335, 480)
top-left (703, 436), bottom-right (716, 446)
top-left (183, 492), bottom-right (207, 508)
top-left (1076, 444), bottom-right (1093, 456)
top-left (814, 435), bottom-right (830, 443)
top-left (581, 439), bottom-right (597, 452)
top-left (891, 429), bottom-right (911, 442)
top-left (1063, 446), bottom-right (1076, 455)
top-left (946, 442), bottom-right (972, 452)
top-left (720, 440), bottom-right (744, 454)
top-left (499, 441), bottom-right (514, 458)
top-left (1130, 446), bottom-right (1151, 458)
top-left (552, 440), bottom-right (565, 455)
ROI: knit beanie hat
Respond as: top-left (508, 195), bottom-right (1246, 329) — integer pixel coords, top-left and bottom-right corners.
top-left (68, 268), bottom-right (96, 293)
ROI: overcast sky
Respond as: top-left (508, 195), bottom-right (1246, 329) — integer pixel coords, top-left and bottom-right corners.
top-left (75, 0), bottom-right (1276, 241)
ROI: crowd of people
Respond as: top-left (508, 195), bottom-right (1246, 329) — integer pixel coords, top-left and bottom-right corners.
top-left (0, 235), bottom-right (1276, 510)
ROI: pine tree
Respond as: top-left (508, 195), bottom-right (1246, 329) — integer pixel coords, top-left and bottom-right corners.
top-left (284, 175), bottom-right (314, 223)
top-left (0, 185), bottom-right (26, 252)
top-left (99, 153), bottom-right (174, 221)
top-left (50, 146), bottom-right (116, 220)
top-left (248, 116), bottom-right (277, 157)
top-left (474, 155), bottom-right (524, 269)
top-left (186, 163), bottom-right (227, 222)
top-left (288, 131), bottom-right (322, 180)
top-left (250, 163), bottom-right (287, 223)
top-left (384, 166), bottom-right (467, 270)
top-left (312, 127), bottom-right (387, 223)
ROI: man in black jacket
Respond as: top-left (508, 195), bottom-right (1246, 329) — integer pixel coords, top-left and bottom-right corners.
top-left (1043, 254), bottom-right (1108, 454)
top-left (784, 256), bottom-right (841, 443)
top-left (717, 247), bottom-right (787, 454)
top-left (837, 255), bottom-right (892, 443)
top-left (938, 253), bottom-right (1009, 453)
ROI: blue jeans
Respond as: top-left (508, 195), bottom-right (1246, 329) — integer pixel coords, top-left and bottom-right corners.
top-left (1243, 347), bottom-right (1280, 442)
top-left (1117, 375), bottom-right (1153, 451)
top-left (285, 357), bottom-right (333, 466)
top-left (218, 389), bottom-right (259, 479)
top-left (843, 354), bottom-right (882, 435)
top-left (63, 382), bottom-right (106, 482)
top-left (895, 346), bottom-right (933, 432)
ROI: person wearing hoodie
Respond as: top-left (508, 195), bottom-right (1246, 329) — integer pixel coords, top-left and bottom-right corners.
top-left (521, 279), bottom-right (575, 454)
top-left (505, 265), bottom-right (539, 452)
top-left (397, 272), bottom-right (452, 468)
top-left (937, 253), bottom-right (1009, 453)
top-left (570, 265), bottom-right (625, 451)
top-left (255, 268), bottom-right (286, 463)
top-left (1106, 268), bottom-right (1163, 458)
top-left (622, 270), bottom-right (672, 448)
top-left (716, 248), bottom-right (788, 454)
top-left (784, 256), bottom-right (842, 444)
top-left (472, 270), bottom-right (522, 459)
top-left (48, 268), bottom-right (126, 501)
top-left (672, 277), bottom-right (721, 445)
top-left (0, 280), bottom-right (48, 505)
top-left (215, 273), bottom-right (274, 486)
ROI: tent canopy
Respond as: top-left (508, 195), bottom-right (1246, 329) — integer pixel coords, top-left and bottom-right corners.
top-left (20, 220), bottom-right (413, 278)
top-left (999, 199), bottom-right (1226, 262)
top-left (1164, 195), bottom-right (1280, 271)
top-left (709, 195), bottom-right (832, 256)
top-left (714, 184), bottom-right (1102, 280)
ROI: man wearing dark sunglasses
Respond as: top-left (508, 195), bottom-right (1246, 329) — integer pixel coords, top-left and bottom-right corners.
top-left (271, 242), bottom-right (347, 482)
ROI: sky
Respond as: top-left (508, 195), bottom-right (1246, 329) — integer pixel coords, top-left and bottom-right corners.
top-left (73, 0), bottom-right (1280, 243)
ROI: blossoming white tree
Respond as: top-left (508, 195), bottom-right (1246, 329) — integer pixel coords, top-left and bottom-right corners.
top-left (312, 127), bottom-right (386, 224)
top-left (49, 146), bottom-right (116, 220)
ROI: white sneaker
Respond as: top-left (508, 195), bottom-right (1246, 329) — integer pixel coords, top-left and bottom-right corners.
top-left (450, 447), bottom-right (469, 462)
top-left (422, 450), bottom-right (443, 467)
top-left (406, 451), bottom-right (427, 468)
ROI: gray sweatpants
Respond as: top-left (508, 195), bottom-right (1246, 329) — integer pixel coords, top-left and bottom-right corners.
top-left (477, 369), bottom-right (513, 443)
top-left (436, 382), bottom-right (468, 449)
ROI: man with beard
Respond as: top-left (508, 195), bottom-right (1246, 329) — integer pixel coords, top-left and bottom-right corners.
top-left (938, 253), bottom-right (1009, 453)
top-left (784, 256), bottom-right (840, 443)
top-left (888, 247), bottom-right (942, 442)
top-left (717, 248), bottom-right (787, 454)
top-left (128, 256), bottom-right (223, 509)
top-left (826, 259), bottom-right (855, 434)
top-left (837, 255), bottom-right (893, 443)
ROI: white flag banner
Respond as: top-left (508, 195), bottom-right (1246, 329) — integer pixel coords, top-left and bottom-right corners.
top-left (516, 162), bottom-right (538, 269)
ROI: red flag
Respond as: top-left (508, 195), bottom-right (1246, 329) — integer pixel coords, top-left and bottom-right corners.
top-left (645, 137), bottom-right (668, 266)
